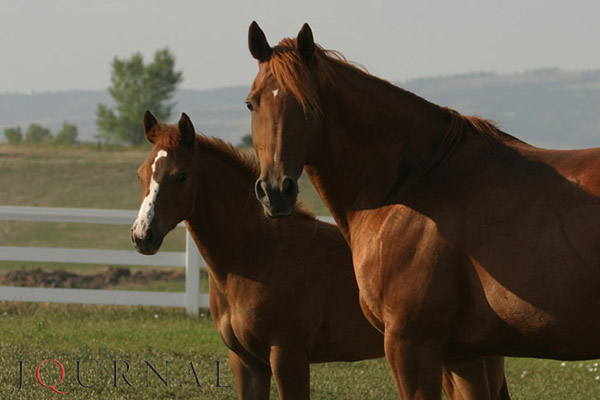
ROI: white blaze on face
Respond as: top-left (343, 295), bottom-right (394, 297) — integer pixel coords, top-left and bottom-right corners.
top-left (272, 89), bottom-right (279, 97)
top-left (132, 150), bottom-right (168, 236)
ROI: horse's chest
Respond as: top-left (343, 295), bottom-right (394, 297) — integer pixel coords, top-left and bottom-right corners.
top-left (349, 207), bottom-right (459, 324)
top-left (213, 288), bottom-right (277, 357)
top-left (216, 309), bottom-right (272, 363)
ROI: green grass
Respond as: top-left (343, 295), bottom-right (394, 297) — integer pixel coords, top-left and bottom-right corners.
top-left (0, 302), bottom-right (397, 399)
top-left (0, 303), bottom-right (234, 399)
top-left (2, 145), bottom-right (600, 398)
top-left (0, 303), bottom-right (599, 399)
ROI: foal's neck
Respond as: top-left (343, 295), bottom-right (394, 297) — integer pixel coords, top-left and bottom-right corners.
top-left (184, 141), bottom-right (266, 280)
top-left (307, 61), bottom-right (449, 236)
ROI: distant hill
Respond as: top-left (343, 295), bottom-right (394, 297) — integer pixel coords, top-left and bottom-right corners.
top-left (1, 69), bottom-right (600, 148)
top-left (402, 69), bottom-right (600, 149)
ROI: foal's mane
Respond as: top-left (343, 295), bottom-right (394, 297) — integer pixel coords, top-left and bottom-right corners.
top-left (198, 136), bottom-right (261, 180)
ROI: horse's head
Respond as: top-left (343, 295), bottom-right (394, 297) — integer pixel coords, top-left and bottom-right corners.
top-left (131, 110), bottom-right (198, 255)
top-left (247, 21), bottom-right (323, 217)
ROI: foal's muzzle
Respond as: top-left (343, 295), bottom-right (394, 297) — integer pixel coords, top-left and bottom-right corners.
top-left (131, 225), bottom-right (164, 255)
top-left (255, 176), bottom-right (298, 218)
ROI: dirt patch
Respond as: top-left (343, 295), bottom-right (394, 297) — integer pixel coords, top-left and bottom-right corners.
top-left (0, 267), bottom-right (187, 289)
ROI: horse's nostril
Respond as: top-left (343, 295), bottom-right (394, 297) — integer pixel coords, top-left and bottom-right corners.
top-left (255, 179), bottom-right (267, 200)
top-left (146, 230), bottom-right (154, 243)
top-left (281, 177), bottom-right (298, 198)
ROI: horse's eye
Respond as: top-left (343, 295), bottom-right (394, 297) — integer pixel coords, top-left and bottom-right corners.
top-left (245, 101), bottom-right (254, 112)
top-left (175, 172), bottom-right (189, 183)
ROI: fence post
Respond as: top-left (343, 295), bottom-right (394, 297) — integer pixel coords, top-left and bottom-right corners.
top-left (185, 229), bottom-right (200, 317)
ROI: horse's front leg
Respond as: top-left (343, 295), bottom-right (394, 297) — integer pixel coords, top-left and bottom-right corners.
top-left (442, 355), bottom-right (510, 400)
top-left (484, 356), bottom-right (510, 400)
top-left (378, 262), bottom-right (458, 399)
top-left (269, 344), bottom-right (310, 400)
top-left (229, 350), bottom-right (272, 400)
top-left (384, 325), bottom-right (445, 400)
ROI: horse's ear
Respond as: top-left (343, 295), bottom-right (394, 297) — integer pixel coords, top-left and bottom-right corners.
top-left (178, 112), bottom-right (196, 147)
top-left (143, 110), bottom-right (159, 144)
top-left (248, 21), bottom-right (272, 62)
top-left (297, 23), bottom-right (315, 63)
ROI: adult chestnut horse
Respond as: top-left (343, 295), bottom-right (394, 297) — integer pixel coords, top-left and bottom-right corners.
top-left (247, 22), bottom-right (600, 399)
top-left (130, 111), bottom-right (386, 399)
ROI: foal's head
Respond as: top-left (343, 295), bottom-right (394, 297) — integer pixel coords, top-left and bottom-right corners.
top-left (247, 21), bottom-right (324, 217)
top-left (131, 111), bottom-right (198, 255)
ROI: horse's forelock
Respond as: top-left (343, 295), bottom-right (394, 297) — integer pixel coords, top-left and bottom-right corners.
top-left (263, 38), bottom-right (339, 113)
top-left (153, 124), bottom-right (186, 151)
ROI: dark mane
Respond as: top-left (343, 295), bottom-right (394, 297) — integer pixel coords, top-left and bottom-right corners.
top-left (426, 108), bottom-right (525, 174)
top-left (195, 134), bottom-right (260, 181)
top-left (444, 108), bottom-right (523, 151)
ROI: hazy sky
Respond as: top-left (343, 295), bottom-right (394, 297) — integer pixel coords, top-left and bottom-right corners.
top-left (1, 0), bottom-right (599, 93)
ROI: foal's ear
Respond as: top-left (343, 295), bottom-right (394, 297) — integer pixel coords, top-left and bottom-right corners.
top-left (297, 23), bottom-right (315, 63)
top-left (248, 21), bottom-right (272, 62)
top-left (143, 110), bottom-right (160, 144)
top-left (178, 113), bottom-right (196, 147)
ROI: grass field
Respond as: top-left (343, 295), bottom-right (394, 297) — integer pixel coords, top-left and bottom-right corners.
top-left (1, 145), bottom-right (600, 399)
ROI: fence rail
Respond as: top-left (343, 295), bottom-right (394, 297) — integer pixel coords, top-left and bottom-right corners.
top-left (0, 205), bottom-right (207, 316)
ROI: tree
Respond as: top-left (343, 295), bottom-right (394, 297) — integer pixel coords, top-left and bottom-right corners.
top-left (238, 134), bottom-right (253, 147)
top-left (96, 48), bottom-right (183, 145)
top-left (55, 121), bottom-right (78, 144)
top-left (25, 124), bottom-right (52, 143)
top-left (4, 126), bottom-right (22, 144)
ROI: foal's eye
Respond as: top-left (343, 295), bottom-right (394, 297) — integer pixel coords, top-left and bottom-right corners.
top-left (245, 101), bottom-right (254, 112)
top-left (175, 172), bottom-right (189, 183)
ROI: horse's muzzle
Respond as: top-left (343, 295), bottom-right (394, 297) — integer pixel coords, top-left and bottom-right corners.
top-left (255, 176), bottom-right (298, 218)
top-left (131, 226), bottom-right (163, 255)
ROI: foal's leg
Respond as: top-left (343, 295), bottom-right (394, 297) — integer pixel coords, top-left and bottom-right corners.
top-left (229, 350), bottom-right (272, 400)
top-left (269, 344), bottom-right (310, 400)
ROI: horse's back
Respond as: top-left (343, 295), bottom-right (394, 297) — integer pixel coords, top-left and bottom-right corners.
top-left (456, 144), bottom-right (600, 357)
top-left (530, 146), bottom-right (600, 195)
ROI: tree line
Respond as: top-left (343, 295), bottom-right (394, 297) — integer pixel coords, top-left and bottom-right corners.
top-left (4, 121), bottom-right (78, 145)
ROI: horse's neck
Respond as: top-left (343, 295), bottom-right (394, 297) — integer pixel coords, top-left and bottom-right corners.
top-left (185, 148), bottom-right (265, 280)
top-left (307, 63), bottom-right (449, 235)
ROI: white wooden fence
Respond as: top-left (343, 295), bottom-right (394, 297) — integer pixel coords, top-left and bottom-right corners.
top-left (0, 205), bottom-right (208, 317)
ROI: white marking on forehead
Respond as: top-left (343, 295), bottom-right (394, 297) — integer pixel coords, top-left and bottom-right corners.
top-left (272, 89), bottom-right (279, 97)
top-left (131, 150), bottom-right (168, 236)
top-left (153, 150), bottom-right (168, 169)
top-left (273, 153), bottom-right (278, 163)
